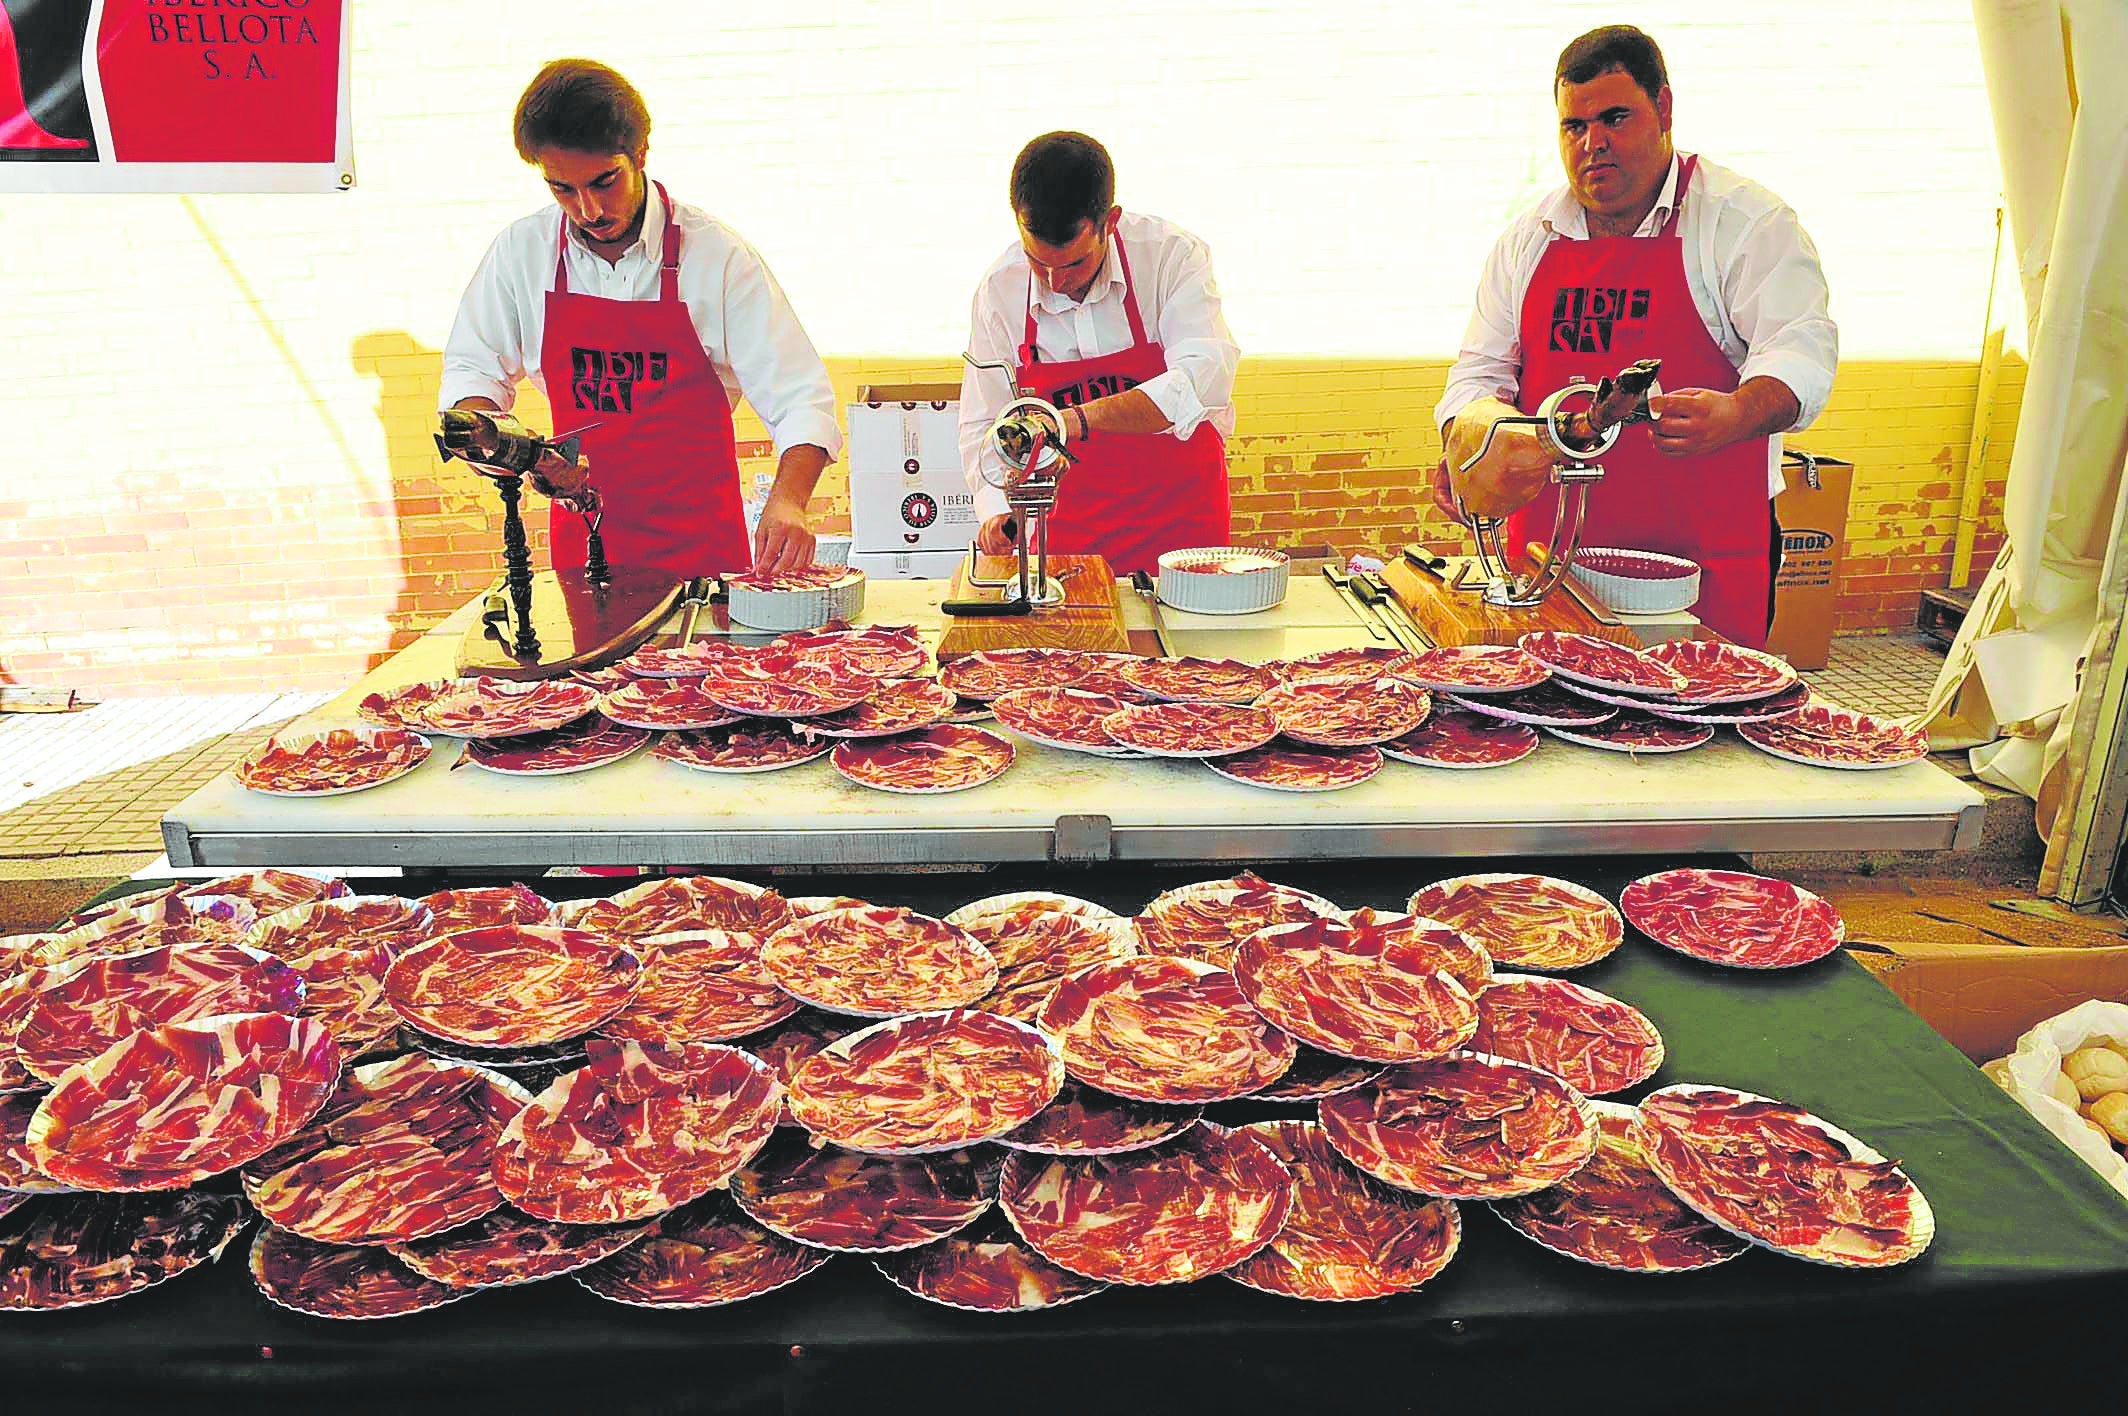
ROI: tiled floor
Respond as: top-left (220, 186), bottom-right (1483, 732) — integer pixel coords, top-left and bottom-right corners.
top-left (1802, 633), bottom-right (1947, 720)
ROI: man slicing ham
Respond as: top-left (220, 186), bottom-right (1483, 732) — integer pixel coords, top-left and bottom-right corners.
top-left (1434, 26), bottom-right (1838, 648)
top-left (441, 59), bottom-right (840, 577)
top-left (960, 132), bottom-right (1241, 576)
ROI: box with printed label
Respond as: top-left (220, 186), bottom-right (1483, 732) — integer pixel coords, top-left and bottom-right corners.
top-left (849, 383), bottom-right (980, 560)
top-left (1766, 449), bottom-right (1854, 671)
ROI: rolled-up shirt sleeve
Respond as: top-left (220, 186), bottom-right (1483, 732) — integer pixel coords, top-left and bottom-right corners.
top-left (439, 232), bottom-right (528, 411)
top-left (1138, 234), bottom-right (1238, 440)
top-left (959, 281), bottom-right (1016, 522)
top-left (716, 238), bottom-right (843, 462)
top-left (1723, 204), bottom-right (1838, 432)
top-left (1435, 225), bottom-right (1530, 432)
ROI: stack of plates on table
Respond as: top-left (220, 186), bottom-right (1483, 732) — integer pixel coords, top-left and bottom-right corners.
top-left (1155, 547), bottom-right (1289, 615)
top-left (1568, 547), bottom-right (1701, 614)
top-left (725, 566), bottom-right (867, 632)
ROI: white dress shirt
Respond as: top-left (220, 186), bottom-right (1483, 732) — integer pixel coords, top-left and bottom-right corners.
top-left (959, 211), bottom-right (1240, 519)
top-left (440, 181), bottom-right (842, 462)
top-left (1435, 152), bottom-right (1837, 496)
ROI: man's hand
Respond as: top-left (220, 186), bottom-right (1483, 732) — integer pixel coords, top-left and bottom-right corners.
top-left (1429, 458), bottom-right (1464, 523)
top-left (1647, 389), bottom-right (1749, 458)
top-left (976, 513), bottom-right (1020, 556)
top-left (752, 494), bottom-right (816, 573)
top-left (1445, 398), bottom-right (1557, 519)
top-left (528, 450), bottom-right (593, 502)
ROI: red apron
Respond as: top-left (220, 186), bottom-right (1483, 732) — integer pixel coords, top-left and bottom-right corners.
top-left (540, 181), bottom-right (750, 578)
top-left (1506, 155), bottom-right (1773, 647)
top-left (1015, 213), bottom-right (1230, 576)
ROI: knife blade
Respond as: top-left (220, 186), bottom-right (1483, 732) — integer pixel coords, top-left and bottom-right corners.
top-left (1354, 571), bottom-right (1430, 652)
top-left (1321, 566), bottom-right (1388, 642)
top-left (1524, 541), bottom-right (1623, 627)
top-left (1130, 570), bottom-right (1170, 655)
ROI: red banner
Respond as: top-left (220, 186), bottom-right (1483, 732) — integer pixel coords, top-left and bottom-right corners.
top-left (0, 0), bottom-right (351, 190)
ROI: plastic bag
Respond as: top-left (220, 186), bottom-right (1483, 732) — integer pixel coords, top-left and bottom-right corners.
top-left (2002, 999), bottom-right (2128, 1200)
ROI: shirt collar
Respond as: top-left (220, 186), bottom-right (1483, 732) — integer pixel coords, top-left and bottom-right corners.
top-left (1544, 151), bottom-right (1683, 240)
top-left (1032, 222), bottom-right (1125, 313)
top-left (565, 176), bottom-right (664, 263)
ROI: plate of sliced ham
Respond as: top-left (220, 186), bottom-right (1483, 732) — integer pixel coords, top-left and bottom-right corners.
top-left (557, 875), bottom-right (792, 941)
top-left (237, 726), bottom-right (432, 796)
top-left (283, 944), bottom-right (409, 1056)
top-left (1234, 913), bottom-right (1482, 1063)
top-left (1621, 867), bottom-right (1845, 970)
top-left (383, 925), bottom-right (642, 1048)
top-left (1133, 872), bottom-right (1342, 970)
top-left (1399, 645), bottom-right (1550, 694)
top-left (699, 649), bottom-right (877, 718)
top-left (1737, 701), bottom-right (1930, 769)
top-left (959, 905), bottom-right (1137, 1026)
top-left (1492, 1101), bottom-right (1751, 1273)
top-left (777, 623), bottom-right (931, 679)
top-left (622, 641), bottom-right (742, 679)
top-left (993, 1079), bottom-right (1202, 1155)
top-left (1256, 677), bottom-right (1431, 747)
top-left (1381, 711), bottom-right (1538, 769)
top-left (1, 1092), bottom-right (68, 1191)
top-left (16, 942), bottom-right (306, 1083)
top-left (567, 663), bottom-right (643, 694)
top-left (250, 1227), bottom-right (470, 1319)
top-left (988, 687), bottom-right (1136, 755)
top-left (831, 724), bottom-right (1016, 793)
top-left (729, 1130), bottom-right (1002, 1253)
top-left (1118, 655), bottom-right (1277, 705)
top-left (242, 1053), bottom-right (530, 1245)
top-left (726, 565), bottom-right (859, 593)
top-left (595, 678), bottom-right (745, 731)
top-left (873, 1209), bottom-right (1108, 1313)
top-left (390, 1207), bottom-right (655, 1289)
top-left (998, 1121), bottom-right (1293, 1285)
top-left (28, 1012), bottom-right (343, 1191)
top-left (175, 871), bottom-right (348, 918)
top-left (1647, 639), bottom-right (1799, 704)
top-left (1272, 646), bottom-right (1419, 684)
top-left (938, 648), bottom-right (1098, 701)
top-left (736, 1011), bottom-right (852, 1126)
top-left (1101, 701), bottom-right (1279, 758)
top-left (249, 895), bottom-right (432, 959)
top-left (596, 930), bottom-right (799, 1043)
top-left (1643, 679), bottom-right (1810, 724)
top-left (417, 883), bottom-right (552, 933)
top-left (38, 894), bottom-right (259, 966)
top-left (1445, 681), bottom-right (1616, 728)
top-left (396, 678), bottom-right (598, 738)
top-left (796, 678), bottom-right (956, 738)
top-left (461, 715), bottom-right (649, 775)
top-left (1546, 710), bottom-right (1715, 754)
top-left (495, 1039), bottom-right (781, 1224)
top-left (1040, 956), bottom-right (1296, 1104)
top-left (760, 905), bottom-right (996, 1018)
top-left (0, 1190), bottom-right (250, 1311)
top-left (358, 678), bottom-right (463, 729)
top-left (1407, 873), bottom-right (1624, 972)
top-left (1518, 631), bottom-right (1688, 695)
top-left (1208, 742), bottom-right (1385, 793)
top-left (653, 722), bottom-right (830, 773)
top-left (1631, 1085), bottom-right (1933, 1267)
top-left (1319, 1052), bottom-right (1598, 1200)
top-left (575, 1192), bottom-right (832, 1307)
top-left (788, 1010), bottom-right (1063, 1154)
top-left (1226, 1119), bottom-right (1460, 1302)
top-left (1470, 975), bottom-right (1665, 1095)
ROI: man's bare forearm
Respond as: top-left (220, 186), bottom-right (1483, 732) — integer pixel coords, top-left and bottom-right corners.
top-left (1077, 388), bottom-right (1171, 436)
top-left (765, 443), bottom-right (829, 512)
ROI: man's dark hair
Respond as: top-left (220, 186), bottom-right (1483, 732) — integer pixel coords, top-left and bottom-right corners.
top-left (1555, 26), bottom-right (1668, 103)
top-left (1009, 132), bottom-right (1115, 246)
top-left (513, 59), bottom-right (651, 162)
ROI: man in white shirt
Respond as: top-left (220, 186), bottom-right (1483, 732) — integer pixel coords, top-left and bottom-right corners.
top-left (959, 131), bottom-right (1239, 576)
top-left (441, 59), bottom-right (840, 578)
top-left (1432, 26), bottom-right (1838, 647)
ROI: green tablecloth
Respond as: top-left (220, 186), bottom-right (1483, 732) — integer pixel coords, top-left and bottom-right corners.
top-left (11, 859), bottom-right (2127, 1412)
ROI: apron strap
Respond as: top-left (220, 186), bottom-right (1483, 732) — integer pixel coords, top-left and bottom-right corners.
top-left (552, 210), bottom-right (572, 294)
top-left (1018, 211), bottom-right (1144, 366)
top-left (550, 179), bottom-right (681, 297)
top-left (1659, 154), bottom-right (1698, 238)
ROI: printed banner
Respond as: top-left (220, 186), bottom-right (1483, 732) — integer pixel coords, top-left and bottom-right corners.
top-left (0, 0), bottom-right (351, 191)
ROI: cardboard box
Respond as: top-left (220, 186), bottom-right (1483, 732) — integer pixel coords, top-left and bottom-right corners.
top-left (1850, 937), bottom-right (2128, 1062)
top-left (848, 383), bottom-right (981, 558)
top-left (1766, 449), bottom-right (1854, 671)
top-left (848, 547), bottom-right (965, 581)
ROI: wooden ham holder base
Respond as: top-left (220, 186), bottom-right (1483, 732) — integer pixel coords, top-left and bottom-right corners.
top-left (1381, 554), bottom-right (1636, 648)
top-left (456, 567), bottom-right (685, 679)
top-left (936, 553), bottom-right (1135, 660)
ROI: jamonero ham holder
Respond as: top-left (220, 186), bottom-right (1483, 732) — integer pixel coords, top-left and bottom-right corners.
top-left (434, 408), bottom-right (690, 681)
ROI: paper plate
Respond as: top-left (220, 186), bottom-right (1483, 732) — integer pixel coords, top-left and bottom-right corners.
top-left (1119, 655), bottom-right (1279, 705)
top-left (250, 1226), bottom-right (470, 1320)
top-left (1319, 1052), bottom-right (1599, 1200)
top-left (1398, 645), bottom-right (1549, 694)
top-left (761, 905), bottom-right (997, 1018)
top-left (249, 895), bottom-right (433, 960)
top-left (992, 1080), bottom-right (1203, 1155)
top-left (1736, 701), bottom-right (1930, 770)
top-left (957, 909), bottom-right (1138, 1027)
top-left (1226, 1119), bottom-right (1461, 1301)
top-left (1256, 677), bottom-right (1431, 747)
top-left (1040, 956), bottom-right (1296, 1104)
top-left (1545, 711), bottom-right (1715, 754)
top-left (16, 941), bottom-right (306, 1082)
top-left (728, 1130), bottom-right (1001, 1253)
top-left (1646, 639), bottom-right (1799, 705)
top-left (1621, 868), bottom-right (1845, 970)
top-left (597, 930), bottom-right (801, 1043)
top-left (575, 1192), bottom-right (832, 1308)
top-left (1205, 743), bottom-right (1384, 792)
top-left (236, 726), bottom-right (432, 796)
top-left (796, 678), bottom-right (956, 739)
top-left (1642, 679), bottom-right (1810, 724)
top-left (621, 641), bottom-right (742, 679)
top-left (774, 623), bottom-right (930, 680)
top-left (830, 724), bottom-right (1015, 793)
top-left (416, 883), bottom-right (554, 933)
top-left (391, 1207), bottom-right (656, 1289)
top-left (1517, 631), bottom-right (1688, 696)
top-left (1133, 872), bottom-right (1343, 971)
top-left (988, 687), bottom-right (1132, 753)
top-left (595, 679), bottom-right (745, 731)
top-left (1407, 873), bottom-right (1623, 972)
top-left (1272, 646), bottom-right (1419, 684)
top-left (1471, 974), bottom-right (1665, 1094)
top-left (40, 892), bottom-right (259, 964)
top-left (382, 925), bottom-right (642, 1048)
top-left (460, 715), bottom-right (648, 775)
top-left (1233, 914), bottom-right (1481, 1064)
top-left (873, 1208), bottom-right (1109, 1313)
top-left (787, 1010), bottom-right (1063, 1154)
top-left (1444, 683), bottom-right (1615, 729)
top-left (0, 1092), bottom-right (72, 1193)
top-left (652, 722), bottom-right (831, 773)
top-left (357, 677), bottom-right (464, 729)
top-left (938, 648), bottom-right (1104, 701)
top-left (396, 678), bottom-right (598, 739)
top-left (699, 648), bottom-right (877, 717)
top-left (555, 874), bottom-right (792, 940)
top-left (947, 891), bottom-right (1121, 927)
top-left (1381, 711), bottom-right (1539, 769)
top-left (0, 1190), bottom-right (249, 1312)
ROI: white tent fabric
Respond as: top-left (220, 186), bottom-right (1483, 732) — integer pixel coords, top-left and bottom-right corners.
top-left (1925, 0), bottom-right (2128, 893)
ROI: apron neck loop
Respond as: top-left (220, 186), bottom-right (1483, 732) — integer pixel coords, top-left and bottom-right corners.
top-left (1660, 154), bottom-right (1697, 238)
top-left (549, 178), bottom-right (682, 297)
top-left (1019, 210), bottom-right (1149, 368)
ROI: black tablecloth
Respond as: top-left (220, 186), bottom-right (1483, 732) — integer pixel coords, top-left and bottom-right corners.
top-left (12, 859), bottom-right (2128, 1413)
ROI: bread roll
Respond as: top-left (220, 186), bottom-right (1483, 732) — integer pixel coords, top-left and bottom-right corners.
top-left (2090, 1093), bottom-right (2128, 1145)
top-left (2062, 1046), bottom-right (2128, 1101)
top-left (2051, 1069), bottom-right (2084, 1110)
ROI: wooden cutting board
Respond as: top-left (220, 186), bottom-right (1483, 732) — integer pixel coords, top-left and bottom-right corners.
top-left (936, 553), bottom-right (1134, 659)
top-left (1382, 555), bottom-right (1636, 648)
top-left (456, 567), bottom-right (685, 678)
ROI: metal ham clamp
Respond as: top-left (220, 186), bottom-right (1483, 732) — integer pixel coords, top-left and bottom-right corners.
top-left (1452, 357), bottom-right (1663, 609)
top-left (944, 353), bottom-right (1077, 618)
